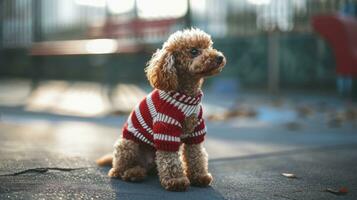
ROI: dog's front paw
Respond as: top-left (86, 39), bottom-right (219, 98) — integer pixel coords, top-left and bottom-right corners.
top-left (108, 168), bottom-right (121, 178)
top-left (161, 177), bottom-right (190, 191)
top-left (190, 173), bottom-right (213, 187)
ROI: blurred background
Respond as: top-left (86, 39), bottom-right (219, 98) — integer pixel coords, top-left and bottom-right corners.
top-left (1, 1), bottom-right (357, 198)
top-left (1, 0), bottom-right (356, 117)
top-left (0, 0), bottom-right (357, 160)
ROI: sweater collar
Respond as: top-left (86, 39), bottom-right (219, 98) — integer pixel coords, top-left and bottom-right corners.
top-left (159, 89), bottom-right (203, 105)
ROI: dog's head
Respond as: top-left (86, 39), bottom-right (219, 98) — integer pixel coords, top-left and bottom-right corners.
top-left (145, 28), bottom-right (226, 91)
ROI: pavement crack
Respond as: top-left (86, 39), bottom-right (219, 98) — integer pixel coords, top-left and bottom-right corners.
top-left (0, 167), bottom-right (89, 176)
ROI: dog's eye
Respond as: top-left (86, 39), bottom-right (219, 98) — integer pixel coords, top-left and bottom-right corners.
top-left (190, 48), bottom-right (200, 57)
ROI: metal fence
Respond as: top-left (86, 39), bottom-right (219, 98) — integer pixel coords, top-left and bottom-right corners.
top-left (222, 0), bottom-right (354, 36)
top-left (1, 0), bottom-right (354, 49)
top-left (1, 0), bottom-right (33, 48)
top-left (1, 0), bottom-right (108, 48)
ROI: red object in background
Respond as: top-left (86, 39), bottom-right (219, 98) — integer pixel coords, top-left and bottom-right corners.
top-left (312, 15), bottom-right (357, 76)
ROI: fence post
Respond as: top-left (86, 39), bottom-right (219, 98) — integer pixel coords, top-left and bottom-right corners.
top-left (32, 0), bottom-right (42, 42)
top-left (31, 0), bottom-right (43, 85)
top-left (185, 0), bottom-right (192, 28)
top-left (0, 0), bottom-right (4, 49)
top-left (267, 31), bottom-right (280, 93)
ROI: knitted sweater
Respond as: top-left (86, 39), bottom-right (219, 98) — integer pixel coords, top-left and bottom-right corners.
top-left (122, 89), bottom-right (206, 151)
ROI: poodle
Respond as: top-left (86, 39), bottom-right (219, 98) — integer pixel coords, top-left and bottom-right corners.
top-left (97, 28), bottom-right (226, 191)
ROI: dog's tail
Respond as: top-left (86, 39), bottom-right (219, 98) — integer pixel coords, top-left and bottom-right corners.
top-left (96, 154), bottom-right (113, 166)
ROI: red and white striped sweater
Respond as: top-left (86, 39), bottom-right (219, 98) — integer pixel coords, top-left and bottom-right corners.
top-left (122, 89), bottom-right (206, 152)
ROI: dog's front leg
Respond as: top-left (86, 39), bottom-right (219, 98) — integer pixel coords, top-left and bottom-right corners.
top-left (156, 150), bottom-right (190, 191)
top-left (183, 143), bottom-right (213, 187)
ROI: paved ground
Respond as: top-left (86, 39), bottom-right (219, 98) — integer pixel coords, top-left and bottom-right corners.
top-left (1, 80), bottom-right (357, 199)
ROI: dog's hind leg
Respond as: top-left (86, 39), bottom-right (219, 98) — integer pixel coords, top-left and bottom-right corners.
top-left (108, 138), bottom-right (147, 182)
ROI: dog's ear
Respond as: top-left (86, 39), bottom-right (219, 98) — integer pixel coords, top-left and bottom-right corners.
top-left (145, 49), bottom-right (178, 91)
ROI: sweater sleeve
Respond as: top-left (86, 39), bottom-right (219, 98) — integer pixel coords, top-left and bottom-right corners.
top-left (182, 105), bottom-right (207, 145)
top-left (152, 112), bottom-right (183, 151)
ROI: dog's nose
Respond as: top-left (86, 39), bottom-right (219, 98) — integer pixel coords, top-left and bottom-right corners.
top-left (215, 55), bottom-right (224, 64)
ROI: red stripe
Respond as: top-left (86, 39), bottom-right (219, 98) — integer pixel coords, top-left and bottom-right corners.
top-left (182, 134), bottom-right (205, 144)
top-left (131, 111), bottom-right (153, 141)
top-left (151, 90), bottom-right (161, 111)
top-left (153, 90), bottom-right (185, 122)
top-left (154, 140), bottom-right (181, 151)
top-left (160, 102), bottom-right (185, 122)
top-left (153, 122), bottom-right (182, 137)
top-left (121, 89), bottom-right (206, 151)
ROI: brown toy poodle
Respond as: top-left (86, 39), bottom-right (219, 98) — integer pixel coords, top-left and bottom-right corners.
top-left (97, 28), bottom-right (226, 191)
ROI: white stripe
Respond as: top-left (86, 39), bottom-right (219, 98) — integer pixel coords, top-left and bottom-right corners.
top-left (158, 90), bottom-right (202, 116)
top-left (183, 127), bottom-right (207, 138)
top-left (186, 105), bottom-right (194, 115)
top-left (178, 104), bottom-right (185, 112)
top-left (184, 96), bottom-right (191, 103)
top-left (159, 90), bottom-right (200, 105)
top-left (126, 117), bottom-right (154, 146)
top-left (185, 105), bottom-right (196, 116)
top-left (198, 118), bottom-right (203, 125)
top-left (181, 104), bottom-right (188, 112)
top-left (163, 115), bottom-right (168, 123)
top-left (146, 93), bottom-right (157, 119)
top-left (139, 134), bottom-right (144, 141)
top-left (189, 98), bottom-right (196, 104)
top-left (159, 90), bottom-right (170, 102)
top-left (169, 97), bottom-right (176, 105)
top-left (182, 106), bottom-right (189, 116)
top-left (154, 113), bottom-right (182, 128)
top-left (179, 95), bottom-right (185, 101)
top-left (154, 134), bottom-right (180, 142)
top-left (134, 106), bottom-right (154, 135)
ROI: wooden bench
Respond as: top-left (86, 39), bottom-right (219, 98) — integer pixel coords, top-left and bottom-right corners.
top-left (30, 18), bottom-right (178, 56)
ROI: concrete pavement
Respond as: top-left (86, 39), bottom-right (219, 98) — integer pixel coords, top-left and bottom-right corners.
top-left (0, 87), bottom-right (357, 199)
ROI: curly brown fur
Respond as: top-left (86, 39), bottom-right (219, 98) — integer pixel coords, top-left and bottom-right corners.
top-left (98, 28), bottom-right (225, 191)
top-left (156, 150), bottom-right (190, 191)
top-left (145, 28), bottom-right (225, 96)
top-left (145, 49), bottom-right (178, 91)
top-left (108, 139), bottom-right (147, 182)
top-left (183, 114), bottom-right (199, 134)
top-left (183, 143), bottom-right (212, 187)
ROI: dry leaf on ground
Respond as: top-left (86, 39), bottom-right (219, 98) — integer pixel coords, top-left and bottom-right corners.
top-left (207, 107), bottom-right (258, 121)
top-left (281, 173), bottom-right (298, 179)
top-left (324, 187), bottom-right (348, 195)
